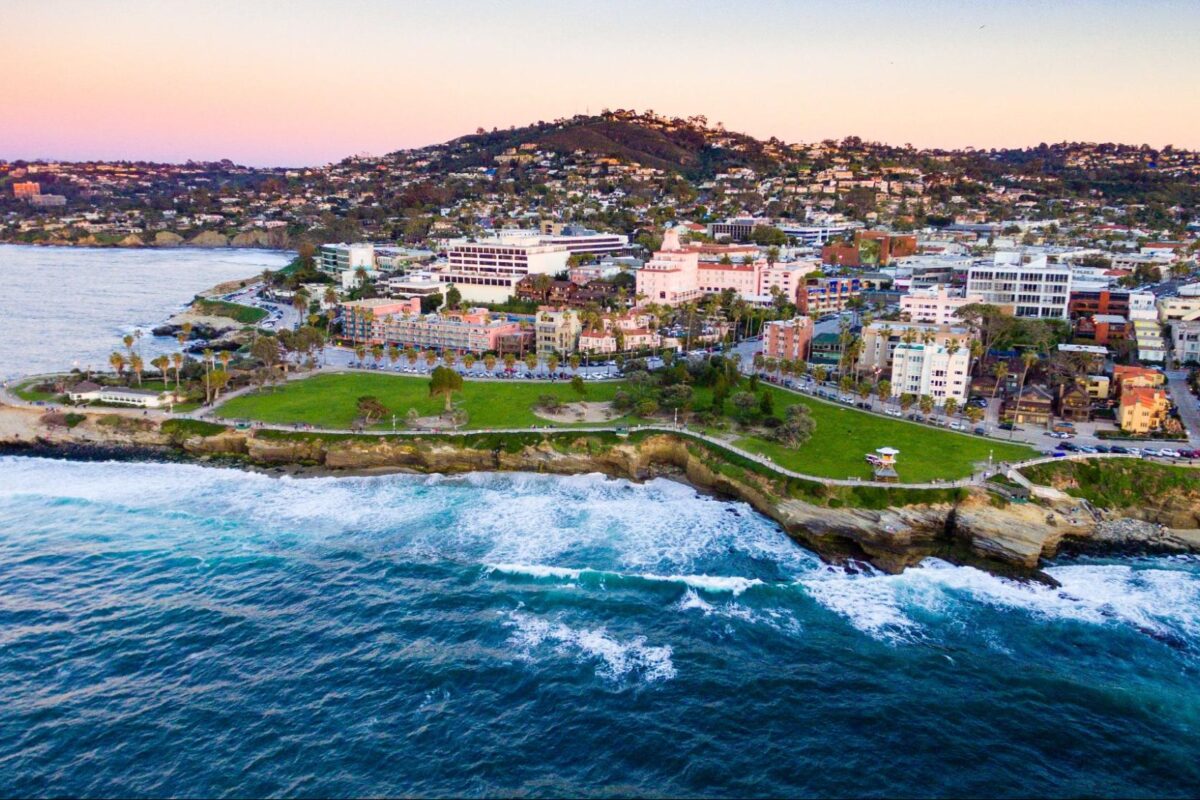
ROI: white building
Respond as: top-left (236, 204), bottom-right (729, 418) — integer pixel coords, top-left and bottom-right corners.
top-left (441, 233), bottom-right (573, 303)
top-left (900, 286), bottom-right (983, 326)
top-left (889, 342), bottom-right (971, 404)
top-left (965, 252), bottom-right (1071, 319)
top-left (1170, 320), bottom-right (1200, 365)
top-left (319, 243), bottom-right (375, 274)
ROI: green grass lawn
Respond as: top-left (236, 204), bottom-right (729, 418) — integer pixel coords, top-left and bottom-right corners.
top-left (212, 371), bottom-right (1036, 481)
top-left (191, 298), bottom-right (268, 324)
top-left (215, 372), bottom-right (633, 430)
top-left (12, 378), bottom-right (63, 402)
top-left (734, 384), bottom-right (1035, 482)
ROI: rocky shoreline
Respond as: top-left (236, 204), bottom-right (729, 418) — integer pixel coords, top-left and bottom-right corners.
top-left (4, 403), bottom-right (1197, 579)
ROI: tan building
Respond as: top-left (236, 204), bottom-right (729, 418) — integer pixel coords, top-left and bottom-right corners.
top-left (535, 309), bottom-right (583, 356)
top-left (1118, 388), bottom-right (1170, 434)
top-left (858, 321), bottom-right (975, 375)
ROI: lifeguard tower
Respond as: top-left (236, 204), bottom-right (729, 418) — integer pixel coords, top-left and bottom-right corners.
top-left (873, 447), bottom-right (899, 482)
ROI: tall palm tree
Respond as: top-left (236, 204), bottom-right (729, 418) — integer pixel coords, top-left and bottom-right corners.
top-left (424, 350), bottom-right (437, 368)
top-left (443, 351), bottom-right (457, 369)
top-left (484, 354), bottom-right (498, 372)
top-left (991, 361), bottom-right (1009, 404)
top-left (387, 345), bottom-right (400, 368)
top-left (405, 346), bottom-right (418, 366)
top-left (524, 352), bottom-right (538, 372)
top-left (323, 286), bottom-right (338, 308)
top-left (1009, 351), bottom-right (1039, 439)
top-left (547, 354), bottom-right (560, 373)
top-left (219, 351), bottom-right (232, 372)
top-left (151, 355), bottom-right (169, 382)
top-left (503, 353), bottom-right (517, 373)
top-left (171, 352), bottom-right (183, 393)
top-left (371, 344), bottom-right (384, 366)
top-left (129, 353), bottom-right (144, 386)
top-left (354, 344), bottom-right (367, 364)
top-left (109, 351), bottom-right (126, 380)
top-left (463, 354), bottom-right (476, 371)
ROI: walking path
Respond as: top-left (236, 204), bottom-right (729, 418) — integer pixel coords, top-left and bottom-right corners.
top-left (4, 370), bottom-right (1192, 493)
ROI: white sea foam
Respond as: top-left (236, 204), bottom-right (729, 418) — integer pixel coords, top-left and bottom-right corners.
top-left (503, 610), bottom-right (676, 683)
top-left (487, 562), bottom-right (764, 595)
top-left (797, 557), bottom-right (1200, 646)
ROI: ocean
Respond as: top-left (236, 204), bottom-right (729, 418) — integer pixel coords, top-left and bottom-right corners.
top-left (0, 244), bottom-right (290, 380)
top-left (1, 456), bottom-right (1198, 798)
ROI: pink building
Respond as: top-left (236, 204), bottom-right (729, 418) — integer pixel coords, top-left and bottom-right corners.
top-left (636, 228), bottom-right (704, 307)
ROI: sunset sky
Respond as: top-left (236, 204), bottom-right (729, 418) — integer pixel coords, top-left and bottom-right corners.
top-left (2, 0), bottom-right (1198, 166)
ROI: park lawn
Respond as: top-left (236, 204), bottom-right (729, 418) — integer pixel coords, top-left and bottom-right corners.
top-left (215, 371), bottom-right (633, 429)
top-left (191, 298), bottom-right (268, 325)
top-left (735, 384), bottom-right (1036, 482)
top-left (13, 378), bottom-right (63, 402)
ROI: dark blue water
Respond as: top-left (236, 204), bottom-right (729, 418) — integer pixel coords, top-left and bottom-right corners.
top-left (1, 457), bottom-right (1198, 798)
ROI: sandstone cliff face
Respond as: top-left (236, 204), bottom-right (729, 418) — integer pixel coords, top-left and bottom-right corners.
top-left (188, 231), bottom-right (229, 247)
top-left (154, 231), bottom-right (184, 246)
top-left (5, 405), bottom-right (1199, 576)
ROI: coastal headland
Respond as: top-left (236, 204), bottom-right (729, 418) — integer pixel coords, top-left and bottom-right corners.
top-left (3, 401), bottom-right (1196, 580)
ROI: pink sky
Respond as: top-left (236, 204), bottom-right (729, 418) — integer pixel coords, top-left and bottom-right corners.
top-left (2, 0), bottom-right (1198, 166)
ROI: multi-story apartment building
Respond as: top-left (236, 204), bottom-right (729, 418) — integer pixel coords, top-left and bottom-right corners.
top-left (889, 341), bottom-right (971, 403)
top-left (341, 301), bottom-right (520, 352)
top-left (1118, 388), bottom-right (1171, 434)
top-left (1133, 319), bottom-right (1167, 363)
top-left (858, 321), bottom-right (974, 374)
top-left (534, 309), bottom-right (582, 356)
top-left (763, 317), bottom-right (813, 362)
top-left (12, 181), bottom-right (40, 198)
top-left (900, 286), bottom-right (982, 326)
top-left (1158, 297), bottom-right (1200, 323)
top-left (529, 224), bottom-right (629, 255)
top-left (796, 276), bottom-right (862, 315)
top-left (1170, 320), bottom-right (1200, 365)
top-left (758, 261), bottom-right (820, 303)
top-left (965, 252), bottom-right (1071, 319)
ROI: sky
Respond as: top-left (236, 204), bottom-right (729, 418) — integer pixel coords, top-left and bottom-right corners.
top-left (1, 0), bottom-right (1198, 166)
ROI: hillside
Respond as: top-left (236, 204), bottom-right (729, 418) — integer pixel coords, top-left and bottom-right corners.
top-left (406, 110), bottom-right (784, 180)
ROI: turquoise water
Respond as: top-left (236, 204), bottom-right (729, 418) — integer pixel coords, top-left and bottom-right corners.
top-left (1, 456), bottom-right (1199, 797)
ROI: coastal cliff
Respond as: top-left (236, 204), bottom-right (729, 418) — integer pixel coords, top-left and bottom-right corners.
top-left (3, 404), bottom-right (1197, 576)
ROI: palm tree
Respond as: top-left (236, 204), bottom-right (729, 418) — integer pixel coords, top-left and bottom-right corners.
top-left (151, 355), bottom-right (169, 382)
top-left (354, 344), bottom-right (367, 364)
top-left (463, 354), bottom-right (476, 371)
top-left (219, 351), bottom-right (232, 373)
top-left (371, 344), bottom-right (384, 366)
top-left (443, 351), bottom-right (457, 369)
top-left (109, 351), bottom-right (127, 380)
top-left (991, 361), bottom-right (1009, 404)
top-left (202, 348), bottom-right (215, 403)
top-left (969, 339), bottom-right (984, 377)
top-left (129, 353), bottom-right (144, 386)
top-left (171, 352), bottom-right (183, 393)
top-left (919, 394), bottom-right (935, 417)
top-left (524, 352), bottom-right (538, 372)
top-left (876, 379), bottom-right (891, 404)
top-left (568, 354), bottom-right (581, 372)
top-left (943, 397), bottom-right (959, 418)
top-left (405, 346), bottom-right (418, 366)
top-left (387, 345), bottom-right (400, 368)
top-left (547, 354), bottom-right (560, 373)
top-left (122, 334), bottom-right (135, 357)
top-left (1010, 350), bottom-right (1039, 439)
top-left (484, 354), bottom-right (498, 372)
top-left (503, 353), bottom-right (517, 373)
top-left (424, 350), bottom-right (437, 368)
top-left (323, 286), bottom-right (338, 308)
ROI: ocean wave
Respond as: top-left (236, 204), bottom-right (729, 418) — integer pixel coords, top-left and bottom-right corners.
top-left (486, 563), bottom-right (764, 595)
top-left (503, 610), bottom-right (676, 683)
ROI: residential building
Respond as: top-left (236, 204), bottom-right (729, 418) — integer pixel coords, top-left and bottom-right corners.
top-left (763, 317), bottom-right (814, 362)
top-left (577, 313), bottom-right (659, 355)
top-left (1075, 313), bottom-right (1129, 345)
top-left (858, 321), bottom-right (974, 374)
top-left (1170, 320), bottom-right (1200, 365)
top-left (1118, 388), bottom-right (1171, 434)
top-left (13, 181), bottom-right (40, 198)
top-left (797, 276), bottom-right (862, 315)
top-left (341, 300), bottom-right (519, 352)
top-left (1132, 319), bottom-right (1167, 363)
top-left (758, 261), bottom-right (820, 303)
top-left (29, 194), bottom-right (66, 207)
top-left (1158, 297), bottom-right (1200, 323)
top-left (900, 286), bottom-right (983, 326)
top-left (379, 271), bottom-right (447, 301)
top-left (965, 252), bottom-right (1072, 318)
top-left (534, 309), bottom-right (582, 356)
top-left (889, 341), bottom-right (971, 404)
top-left (809, 332), bottom-right (842, 365)
top-left (1057, 384), bottom-right (1092, 422)
top-left (1112, 365), bottom-right (1165, 394)
top-left (1000, 384), bottom-right (1055, 426)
